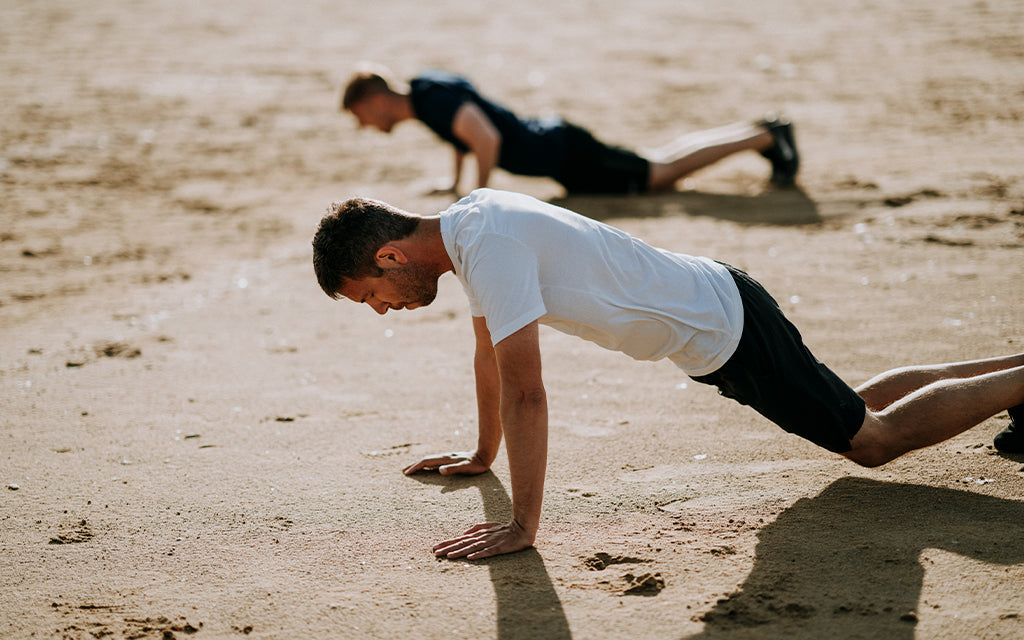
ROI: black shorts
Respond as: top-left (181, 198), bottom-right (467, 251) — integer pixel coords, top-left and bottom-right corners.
top-left (555, 123), bottom-right (650, 195)
top-left (691, 265), bottom-right (866, 453)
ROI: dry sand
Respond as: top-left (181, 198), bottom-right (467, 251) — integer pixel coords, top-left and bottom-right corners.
top-left (2, 1), bottom-right (1023, 638)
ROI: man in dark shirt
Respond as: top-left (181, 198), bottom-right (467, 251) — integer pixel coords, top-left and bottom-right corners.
top-left (341, 66), bottom-right (799, 196)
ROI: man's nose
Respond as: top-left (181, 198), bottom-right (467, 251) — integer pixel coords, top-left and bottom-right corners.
top-left (369, 300), bottom-right (388, 315)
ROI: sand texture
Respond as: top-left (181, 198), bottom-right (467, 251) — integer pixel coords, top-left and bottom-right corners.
top-left (2, 1), bottom-right (1023, 638)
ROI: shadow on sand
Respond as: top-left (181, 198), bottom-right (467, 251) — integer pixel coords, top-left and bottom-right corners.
top-left (683, 476), bottom-right (1024, 639)
top-left (411, 475), bottom-right (1024, 639)
top-left (411, 471), bottom-right (573, 640)
top-left (551, 188), bottom-right (822, 226)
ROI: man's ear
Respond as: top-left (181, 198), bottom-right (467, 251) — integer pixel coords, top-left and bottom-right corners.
top-left (374, 245), bottom-right (408, 268)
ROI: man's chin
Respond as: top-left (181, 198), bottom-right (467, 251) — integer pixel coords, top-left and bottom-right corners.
top-left (410, 295), bottom-right (437, 310)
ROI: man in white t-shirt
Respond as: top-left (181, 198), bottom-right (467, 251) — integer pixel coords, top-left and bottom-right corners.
top-left (312, 188), bottom-right (1024, 560)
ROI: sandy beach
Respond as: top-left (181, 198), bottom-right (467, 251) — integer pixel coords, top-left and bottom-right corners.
top-left (2, 1), bottom-right (1023, 638)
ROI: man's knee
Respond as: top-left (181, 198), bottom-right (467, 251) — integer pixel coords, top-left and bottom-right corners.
top-left (842, 444), bottom-right (894, 468)
top-left (843, 415), bottom-right (903, 467)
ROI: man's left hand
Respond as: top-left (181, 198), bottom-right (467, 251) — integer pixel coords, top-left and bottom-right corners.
top-left (432, 520), bottom-right (535, 560)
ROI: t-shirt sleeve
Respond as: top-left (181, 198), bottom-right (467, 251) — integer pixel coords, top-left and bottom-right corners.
top-left (415, 84), bottom-right (470, 152)
top-left (461, 234), bottom-right (546, 345)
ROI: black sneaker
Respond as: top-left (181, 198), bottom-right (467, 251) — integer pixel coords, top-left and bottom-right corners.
top-left (993, 405), bottom-right (1024, 453)
top-left (757, 114), bottom-right (799, 188)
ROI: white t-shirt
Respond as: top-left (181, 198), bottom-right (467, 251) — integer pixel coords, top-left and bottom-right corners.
top-left (439, 189), bottom-right (744, 376)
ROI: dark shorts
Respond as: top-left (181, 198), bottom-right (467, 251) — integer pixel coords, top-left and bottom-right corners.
top-left (555, 123), bottom-right (650, 195)
top-left (691, 265), bottom-right (866, 453)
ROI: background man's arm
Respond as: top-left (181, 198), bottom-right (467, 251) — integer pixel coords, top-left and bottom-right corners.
top-left (451, 149), bottom-right (465, 194)
top-left (428, 149), bottom-right (465, 196)
top-left (433, 320), bottom-right (547, 559)
top-left (451, 102), bottom-right (501, 190)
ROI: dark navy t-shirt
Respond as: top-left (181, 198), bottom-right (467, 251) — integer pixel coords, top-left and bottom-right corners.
top-left (409, 70), bottom-right (566, 178)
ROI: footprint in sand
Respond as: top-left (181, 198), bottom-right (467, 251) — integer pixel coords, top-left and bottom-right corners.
top-left (584, 552), bottom-right (665, 596)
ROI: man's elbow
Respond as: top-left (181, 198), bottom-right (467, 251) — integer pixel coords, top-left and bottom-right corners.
top-left (506, 385), bottom-right (547, 410)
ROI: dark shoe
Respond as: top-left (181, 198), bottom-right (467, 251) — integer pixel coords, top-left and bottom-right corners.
top-left (994, 406), bottom-right (1024, 453)
top-left (757, 113), bottom-right (799, 187)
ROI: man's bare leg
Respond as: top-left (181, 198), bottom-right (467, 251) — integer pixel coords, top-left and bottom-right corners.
top-left (645, 122), bottom-right (775, 191)
top-left (845, 363), bottom-right (1024, 467)
top-left (856, 353), bottom-right (1024, 411)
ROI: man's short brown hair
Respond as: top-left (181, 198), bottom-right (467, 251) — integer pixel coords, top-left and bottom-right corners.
top-left (312, 197), bottom-right (420, 298)
top-left (341, 65), bottom-right (396, 111)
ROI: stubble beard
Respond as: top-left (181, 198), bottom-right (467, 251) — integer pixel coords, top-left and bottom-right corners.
top-left (388, 263), bottom-right (437, 309)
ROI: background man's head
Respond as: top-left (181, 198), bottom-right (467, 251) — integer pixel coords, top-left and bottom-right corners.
top-left (341, 64), bottom-right (404, 132)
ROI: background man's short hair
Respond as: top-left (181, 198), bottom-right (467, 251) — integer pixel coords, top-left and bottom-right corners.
top-left (341, 63), bottom-right (398, 110)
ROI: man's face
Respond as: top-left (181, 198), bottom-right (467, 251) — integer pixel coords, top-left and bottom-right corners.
top-left (349, 96), bottom-right (395, 133)
top-left (338, 262), bottom-right (438, 315)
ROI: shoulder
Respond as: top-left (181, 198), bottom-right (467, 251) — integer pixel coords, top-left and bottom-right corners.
top-left (411, 69), bottom-right (474, 93)
top-left (410, 72), bottom-right (479, 136)
top-left (442, 191), bottom-right (525, 253)
top-left (441, 190), bottom-right (489, 238)
top-left (446, 189), bottom-right (536, 225)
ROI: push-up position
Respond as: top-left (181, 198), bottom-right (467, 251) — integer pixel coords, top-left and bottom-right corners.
top-left (312, 188), bottom-right (1024, 559)
top-left (341, 65), bottom-right (798, 195)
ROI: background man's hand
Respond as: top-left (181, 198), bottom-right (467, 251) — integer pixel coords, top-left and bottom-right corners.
top-left (424, 184), bottom-right (459, 197)
top-left (402, 451), bottom-right (490, 476)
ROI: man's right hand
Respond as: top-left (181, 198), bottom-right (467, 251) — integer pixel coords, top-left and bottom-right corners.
top-left (402, 451), bottom-right (490, 476)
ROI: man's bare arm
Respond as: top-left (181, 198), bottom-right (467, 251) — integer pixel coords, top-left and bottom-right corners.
top-left (401, 316), bottom-right (501, 475)
top-left (451, 102), bottom-right (501, 190)
top-left (426, 149), bottom-right (466, 196)
top-left (450, 149), bottom-right (465, 194)
top-left (433, 321), bottom-right (547, 559)
top-left (471, 315), bottom-right (503, 466)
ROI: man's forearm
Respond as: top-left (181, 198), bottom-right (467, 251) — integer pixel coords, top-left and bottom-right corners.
top-left (472, 135), bottom-right (499, 189)
top-left (474, 348), bottom-right (503, 465)
top-left (475, 151), bottom-right (496, 189)
top-left (500, 387), bottom-right (548, 535)
top-left (451, 150), bottom-right (465, 193)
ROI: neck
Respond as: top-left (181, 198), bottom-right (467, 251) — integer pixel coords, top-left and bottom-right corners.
top-left (411, 216), bottom-right (454, 275)
top-left (391, 93), bottom-right (415, 123)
